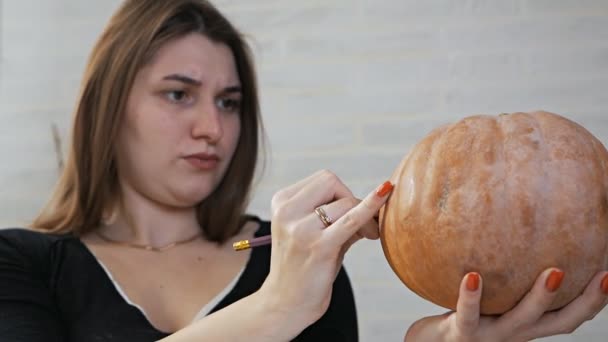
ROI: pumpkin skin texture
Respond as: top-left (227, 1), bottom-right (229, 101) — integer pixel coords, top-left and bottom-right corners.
top-left (379, 111), bottom-right (608, 315)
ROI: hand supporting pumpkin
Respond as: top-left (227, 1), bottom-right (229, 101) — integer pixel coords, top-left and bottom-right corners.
top-left (405, 269), bottom-right (608, 341)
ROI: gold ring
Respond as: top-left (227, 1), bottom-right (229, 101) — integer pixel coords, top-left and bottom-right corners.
top-left (314, 206), bottom-right (333, 227)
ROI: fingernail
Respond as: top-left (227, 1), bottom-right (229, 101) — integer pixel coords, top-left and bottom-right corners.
top-left (601, 274), bottom-right (608, 295)
top-left (545, 269), bottom-right (565, 292)
top-left (466, 272), bottom-right (480, 291)
top-left (376, 181), bottom-right (394, 197)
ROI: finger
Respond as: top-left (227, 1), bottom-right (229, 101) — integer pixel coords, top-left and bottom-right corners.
top-left (454, 272), bottom-right (482, 335)
top-left (322, 181), bottom-right (393, 246)
top-left (497, 268), bottom-right (564, 334)
top-left (516, 271), bottom-right (608, 340)
top-left (272, 170), bottom-right (334, 203)
top-left (339, 222), bottom-right (376, 257)
top-left (341, 234), bottom-right (363, 255)
top-left (302, 197), bottom-right (380, 240)
top-left (284, 170), bottom-right (354, 216)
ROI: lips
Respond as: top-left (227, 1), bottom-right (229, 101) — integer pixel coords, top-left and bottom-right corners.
top-left (183, 153), bottom-right (220, 171)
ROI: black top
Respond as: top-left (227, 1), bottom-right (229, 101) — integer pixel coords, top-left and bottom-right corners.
top-left (0, 218), bottom-right (358, 341)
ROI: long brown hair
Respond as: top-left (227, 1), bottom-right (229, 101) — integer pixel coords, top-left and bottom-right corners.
top-left (32, 0), bottom-right (264, 243)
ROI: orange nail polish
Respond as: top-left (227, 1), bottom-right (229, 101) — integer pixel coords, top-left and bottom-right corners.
top-left (545, 269), bottom-right (565, 292)
top-left (466, 272), bottom-right (480, 291)
top-left (601, 274), bottom-right (608, 295)
top-left (376, 181), bottom-right (394, 197)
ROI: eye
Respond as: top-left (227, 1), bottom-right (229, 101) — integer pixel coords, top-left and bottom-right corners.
top-left (165, 90), bottom-right (192, 104)
top-left (216, 97), bottom-right (242, 113)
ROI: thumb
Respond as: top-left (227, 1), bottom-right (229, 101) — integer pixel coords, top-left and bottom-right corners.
top-left (454, 272), bottom-right (482, 335)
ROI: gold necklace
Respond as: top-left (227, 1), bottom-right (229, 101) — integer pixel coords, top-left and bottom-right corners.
top-left (95, 230), bottom-right (203, 252)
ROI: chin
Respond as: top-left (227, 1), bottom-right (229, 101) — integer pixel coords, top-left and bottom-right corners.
top-left (176, 185), bottom-right (218, 206)
top-left (168, 173), bottom-right (223, 206)
top-left (169, 196), bottom-right (208, 210)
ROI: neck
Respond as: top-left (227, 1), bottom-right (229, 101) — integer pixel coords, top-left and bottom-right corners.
top-left (100, 185), bottom-right (203, 248)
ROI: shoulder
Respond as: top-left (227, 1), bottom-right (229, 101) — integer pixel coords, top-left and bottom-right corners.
top-left (0, 228), bottom-right (72, 267)
top-left (0, 227), bottom-right (70, 249)
top-left (0, 229), bottom-right (76, 340)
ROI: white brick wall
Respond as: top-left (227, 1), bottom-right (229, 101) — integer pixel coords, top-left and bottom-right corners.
top-left (1, 1), bottom-right (608, 340)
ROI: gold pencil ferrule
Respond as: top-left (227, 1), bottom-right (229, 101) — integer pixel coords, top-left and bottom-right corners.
top-left (233, 239), bottom-right (251, 251)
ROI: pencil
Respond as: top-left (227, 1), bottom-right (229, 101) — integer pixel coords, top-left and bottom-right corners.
top-left (233, 235), bottom-right (272, 251)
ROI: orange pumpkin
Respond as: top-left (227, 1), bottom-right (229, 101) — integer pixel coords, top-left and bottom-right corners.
top-left (379, 111), bottom-right (608, 314)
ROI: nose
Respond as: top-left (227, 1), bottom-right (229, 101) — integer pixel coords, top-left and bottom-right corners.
top-left (191, 101), bottom-right (223, 143)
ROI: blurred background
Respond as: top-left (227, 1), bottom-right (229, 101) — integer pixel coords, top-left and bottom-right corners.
top-left (1, 0), bottom-right (607, 340)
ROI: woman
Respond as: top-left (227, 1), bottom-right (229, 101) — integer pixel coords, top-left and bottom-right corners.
top-left (0, 1), bottom-right (606, 341)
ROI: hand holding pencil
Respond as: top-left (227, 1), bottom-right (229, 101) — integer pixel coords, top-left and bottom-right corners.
top-left (250, 170), bottom-right (393, 329)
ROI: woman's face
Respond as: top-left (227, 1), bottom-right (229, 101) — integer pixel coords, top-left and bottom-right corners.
top-left (116, 33), bottom-right (242, 208)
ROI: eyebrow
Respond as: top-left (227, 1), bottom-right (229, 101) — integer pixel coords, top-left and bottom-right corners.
top-left (162, 74), bottom-right (242, 94)
top-left (163, 74), bottom-right (202, 86)
top-left (222, 86), bottom-right (242, 95)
